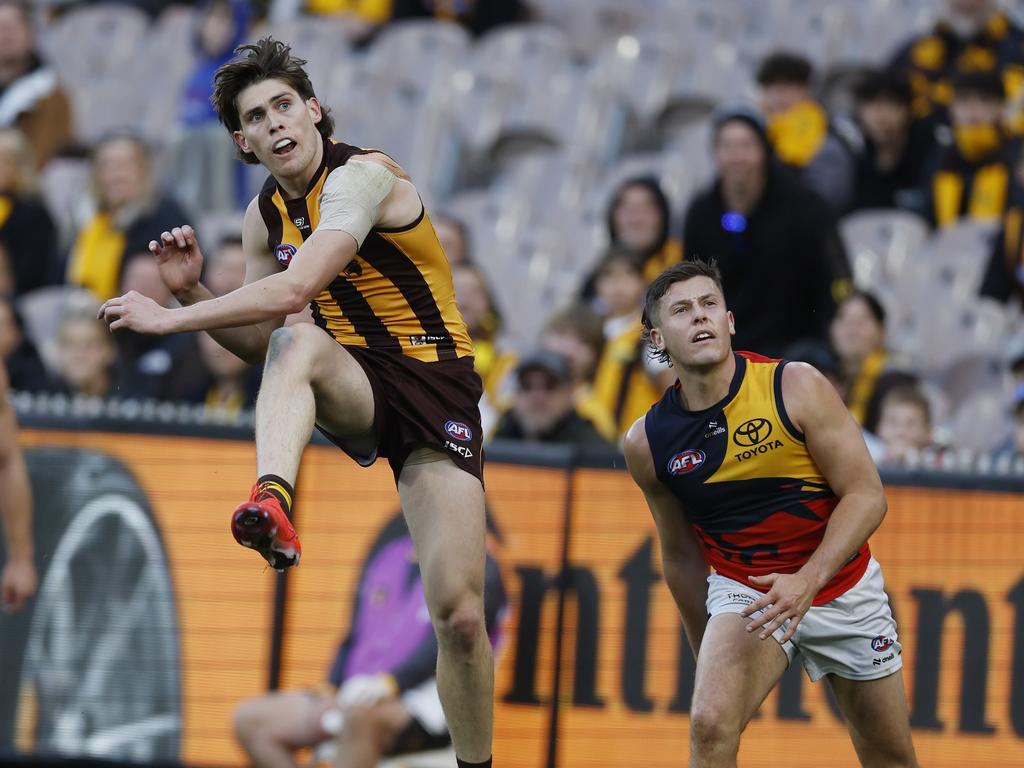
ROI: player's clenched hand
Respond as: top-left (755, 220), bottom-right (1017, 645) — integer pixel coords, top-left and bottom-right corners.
top-left (98, 291), bottom-right (173, 335)
top-left (740, 571), bottom-right (815, 644)
top-left (149, 225), bottom-right (204, 297)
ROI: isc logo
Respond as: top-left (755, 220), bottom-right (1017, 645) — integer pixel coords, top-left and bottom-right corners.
top-left (668, 450), bottom-right (705, 476)
top-left (444, 420), bottom-right (473, 442)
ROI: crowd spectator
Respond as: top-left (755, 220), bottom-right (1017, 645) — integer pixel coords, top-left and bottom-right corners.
top-left (590, 248), bottom-right (672, 440)
top-left (849, 69), bottom-right (935, 215)
top-left (0, 0), bottom-right (73, 168)
top-left (682, 107), bottom-right (852, 358)
top-left (581, 177), bottom-right (681, 302)
top-left (390, 0), bottom-right (530, 37)
top-left (540, 304), bottom-right (616, 442)
top-left (890, 0), bottom-right (1024, 131)
top-left (65, 133), bottom-right (190, 302)
top-left (433, 213), bottom-right (471, 267)
top-left (925, 71), bottom-right (1021, 228)
top-left (0, 295), bottom-right (47, 391)
top-left (181, 0), bottom-right (252, 128)
top-left (51, 309), bottom-right (118, 399)
top-left (184, 331), bottom-right (259, 417)
top-left (992, 384), bottom-right (1024, 460)
top-left (0, 128), bottom-right (60, 295)
top-left (451, 262), bottom-right (515, 434)
top-left (203, 232), bottom-right (247, 296)
top-left (493, 350), bottom-right (610, 446)
top-left (830, 290), bottom-right (891, 426)
top-left (756, 52), bottom-right (856, 213)
top-left (871, 384), bottom-right (936, 465)
top-left (114, 253), bottom-right (205, 401)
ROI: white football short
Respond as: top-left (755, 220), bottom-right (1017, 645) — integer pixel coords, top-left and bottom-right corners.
top-left (706, 557), bottom-right (903, 681)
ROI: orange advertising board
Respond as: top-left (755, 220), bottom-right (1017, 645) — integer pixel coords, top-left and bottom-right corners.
top-left (4, 429), bottom-right (1023, 767)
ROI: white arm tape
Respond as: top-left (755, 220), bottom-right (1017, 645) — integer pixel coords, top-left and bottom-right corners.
top-left (317, 160), bottom-right (397, 248)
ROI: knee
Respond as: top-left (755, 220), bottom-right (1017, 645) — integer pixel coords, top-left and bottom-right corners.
top-left (432, 590), bottom-right (486, 657)
top-left (689, 703), bottom-right (740, 758)
top-left (265, 324), bottom-right (320, 373)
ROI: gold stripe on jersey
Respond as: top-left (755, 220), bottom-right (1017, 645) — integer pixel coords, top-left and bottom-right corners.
top-left (260, 140), bottom-right (473, 362)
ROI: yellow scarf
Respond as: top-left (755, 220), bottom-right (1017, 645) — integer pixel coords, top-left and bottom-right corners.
top-left (767, 99), bottom-right (829, 168)
top-left (847, 350), bottom-right (887, 426)
top-left (67, 212), bottom-right (126, 301)
top-left (304, 0), bottom-right (391, 22)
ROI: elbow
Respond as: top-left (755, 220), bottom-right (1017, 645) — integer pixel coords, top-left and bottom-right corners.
top-left (279, 281), bottom-right (313, 316)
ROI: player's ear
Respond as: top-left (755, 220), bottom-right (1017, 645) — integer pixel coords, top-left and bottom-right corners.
top-left (232, 130), bottom-right (251, 155)
top-left (649, 327), bottom-right (665, 353)
top-left (727, 310), bottom-right (736, 336)
top-left (308, 97), bottom-right (322, 125)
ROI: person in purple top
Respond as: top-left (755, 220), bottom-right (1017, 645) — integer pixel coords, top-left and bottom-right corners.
top-left (233, 511), bottom-right (507, 768)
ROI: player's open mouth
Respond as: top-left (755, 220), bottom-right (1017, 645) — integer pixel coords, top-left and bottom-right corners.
top-left (692, 331), bottom-right (714, 343)
top-left (273, 138), bottom-right (296, 156)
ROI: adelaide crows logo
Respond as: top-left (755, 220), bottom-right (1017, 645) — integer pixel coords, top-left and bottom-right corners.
top-left (733, 418), bottom-right (772, 447)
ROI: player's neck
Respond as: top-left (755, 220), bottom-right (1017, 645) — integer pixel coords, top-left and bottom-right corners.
top-left (675, 352), bottom-right (736, 411)
top-left (275, 139), bottom-right (325, 200)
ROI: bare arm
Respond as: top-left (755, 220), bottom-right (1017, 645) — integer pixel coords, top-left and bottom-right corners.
top-left (787, 362), bottom-right (886, 589)
top-left (623, 417), bottom-right (710, 658)
top-left (742, 362), bottom-right (886, 641)
top-left (0, 363), bottom-right (36, 613)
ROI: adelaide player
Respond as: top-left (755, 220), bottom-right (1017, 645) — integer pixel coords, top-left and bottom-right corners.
top-left (98, 38), bottom-right (494, 768)
top-left (624, 260), bottom-right (918, 767)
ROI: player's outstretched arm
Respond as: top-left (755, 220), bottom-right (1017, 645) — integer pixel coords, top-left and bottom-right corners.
top-left (624, 417), bottom-right (710, 658)
top-left (741, 362), bottom-right (886, 642)
top-left (0, 362), bottom-right (35, 613)
top-left (98, 204), bottom-right (358, 345)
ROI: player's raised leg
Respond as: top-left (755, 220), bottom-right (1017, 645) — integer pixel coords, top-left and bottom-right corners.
top-left (398, 455), bottom-right (492, 766)
top-left (827, 672), bottom-right (919, 768)
top-left (233, 323), bottom-right (377, 569)
top-left (689, 613), bottom-right (789, 768)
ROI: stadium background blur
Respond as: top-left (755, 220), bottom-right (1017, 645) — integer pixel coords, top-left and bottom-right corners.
top-left (1, 0), bottom-right (1024, 766)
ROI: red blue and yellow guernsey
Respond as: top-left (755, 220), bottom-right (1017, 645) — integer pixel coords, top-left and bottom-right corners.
top-left (644, 351), bottom-right (869, 605)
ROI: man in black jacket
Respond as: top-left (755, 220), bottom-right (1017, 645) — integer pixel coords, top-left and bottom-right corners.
top-left (681, 107), bottom-right (852, 358)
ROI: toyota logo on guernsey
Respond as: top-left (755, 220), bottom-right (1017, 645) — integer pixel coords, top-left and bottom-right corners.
top-left (871, 635), bottom-right (894, 652)
top-left (444, 420), bottom-right (473, 442)
top-left (274, 243), bottom-right (297, 266)
top-left (668, 450), bottom-right (705, 476)
top-left (733, 417), bottom-right (773, 447)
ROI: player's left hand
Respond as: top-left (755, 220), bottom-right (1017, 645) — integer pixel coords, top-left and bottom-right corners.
top-left (98, 291), bottom-right (173, 335)
top-left (741, 571), bottom-right (816, 644)
top-left (1, 558), bottom-right (38, 614)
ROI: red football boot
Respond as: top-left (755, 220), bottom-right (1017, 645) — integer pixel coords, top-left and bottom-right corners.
top-left (231, 489), bottom-right (301, 571)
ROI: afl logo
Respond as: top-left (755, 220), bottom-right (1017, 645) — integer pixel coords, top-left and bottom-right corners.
top-left (733, 418), bottom-right (773, 447)
top-left (274, 243), bottom-right (297, 266)
top-left (668, 450), bottom-right (705, 476)
top-left (444, 420), bottom-right (473, 442)
top-left (871, 635), bottom-right (894, 652)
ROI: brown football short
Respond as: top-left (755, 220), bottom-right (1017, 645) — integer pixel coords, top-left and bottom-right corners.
top-left (317, 346), bottom-right (485, 485)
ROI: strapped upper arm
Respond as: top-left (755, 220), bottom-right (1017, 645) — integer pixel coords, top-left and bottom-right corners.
top-left (317, 158), bottom-right (400, 248)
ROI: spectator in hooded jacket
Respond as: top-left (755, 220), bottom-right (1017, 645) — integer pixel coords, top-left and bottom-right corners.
top-left (682, 107), bottom-right (852, 358)
top-left (181, 0), bottom-right (252, 128)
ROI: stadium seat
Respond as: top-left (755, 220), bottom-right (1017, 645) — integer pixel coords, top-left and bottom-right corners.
top-left (259, 15), bottom-right (357, 92)
top-left (38, 157), bottom-right (92, 250)
top-left (41, 3), bottom-right (149, 90)
top-left (138, 6), bottom-right (199, 145)
top-left (169, 126), bottom-right (241, 216)
top-left (839, 209), bottom-right (930, 294)
top-left (924, 219), bottom-right (1000, 303)
top-left (948, 389), bottom-right (1014, 455)
top-left (364, 19), bottom-right (471, 99)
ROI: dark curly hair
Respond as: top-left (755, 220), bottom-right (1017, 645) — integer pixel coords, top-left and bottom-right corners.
top-left (211, 37), bottom-right (335, 165)
top-left (641, 259), bottom-right (725, 364)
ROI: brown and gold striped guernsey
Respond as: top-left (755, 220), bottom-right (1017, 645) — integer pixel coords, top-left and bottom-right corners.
top-left (258, 139), bottom-right (474, 363)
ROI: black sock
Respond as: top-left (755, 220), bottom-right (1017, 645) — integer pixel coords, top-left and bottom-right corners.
top-left (456, 758), bottom-right (492, 768)
top-left (255, 474), bottom-right (294, 515)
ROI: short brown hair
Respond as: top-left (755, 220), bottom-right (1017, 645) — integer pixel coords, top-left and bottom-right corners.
top-left (211, 37), bottom-right (335, 165)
